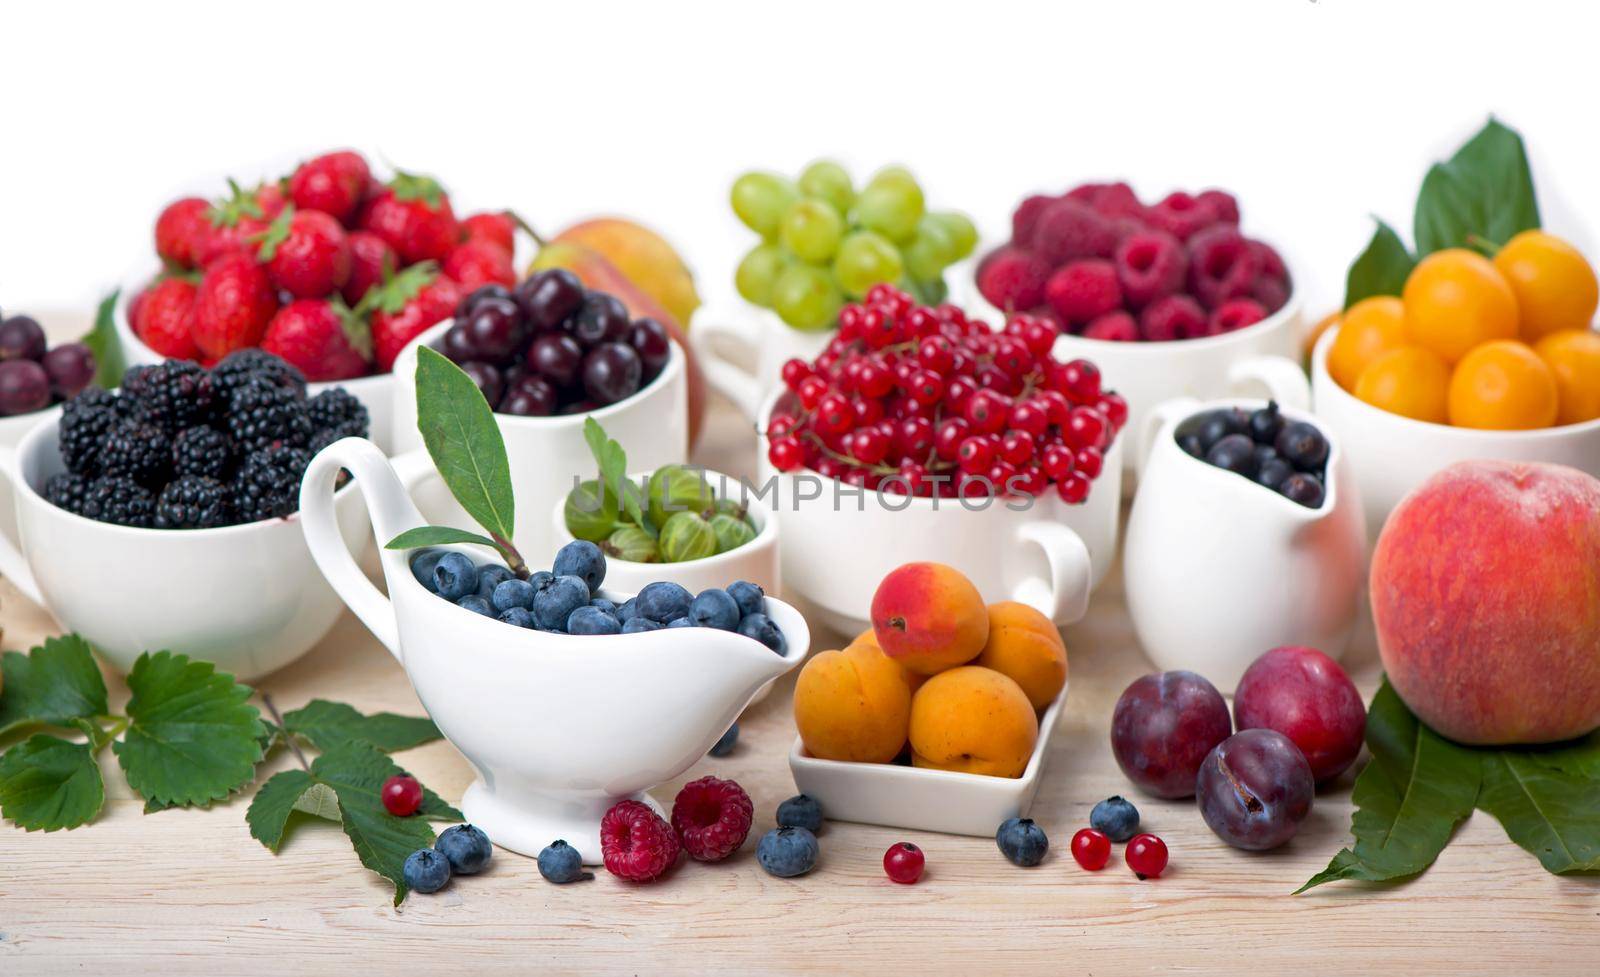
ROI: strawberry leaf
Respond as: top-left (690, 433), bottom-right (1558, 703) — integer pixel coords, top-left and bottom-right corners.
top-left (331, 296), bottom-right (375, 361)
top-left (362, 261), bottom-right (437, 317)
top-left (253, 204), bottom-right (296, 263)
top-left (0, 734), bottom-right (105, 831)
top-left (0, 635), bottom-right (109, 739)
top-left (278, 699), bottom-right (442, 755)
top-left (389, 169), bottom-right (444, 208)
top-left (208, 177), bottom-right (264, 228)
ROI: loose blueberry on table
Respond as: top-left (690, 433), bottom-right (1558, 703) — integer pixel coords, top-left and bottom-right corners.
top-left (0, 308), bottom-right (96, 415)
top-left (995, 817), bottom-right (1049, 867)
top-left (763, 285), bottom-right (1127, 505)
top-left (436, 824), bottom-right (494, 874)
top-left (410, 540), bottom-right (788, 650)
top-left (537, 840), bottom-right (594, 883)
top-left (402, 848), bottom-right (452, 894)
top-left (707, 722), bottom-right (739, 757)
top-left (775, 794), bottom-right (824, 834)
top-left (1089, 795), bottom-right (1141, 843)
top-left (1174, 401), bottom-right (1330, 508)
top-left (756, 825), bottom-right (819, 878)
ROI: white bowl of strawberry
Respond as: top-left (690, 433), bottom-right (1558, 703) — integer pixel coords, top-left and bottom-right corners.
top-left (970, 183), bottom-right (1310, 479)
top-left (758, 286), bottom-right (1123, 633)
top-left (118, 149), bottom-right (524, 454)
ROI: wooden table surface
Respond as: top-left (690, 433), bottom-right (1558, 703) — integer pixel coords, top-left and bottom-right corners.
top-left (1, 314), bottom-right (1595, 976)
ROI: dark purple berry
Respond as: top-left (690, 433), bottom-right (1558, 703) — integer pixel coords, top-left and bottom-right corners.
top-left (461, 297), bottom-right (525, 361)
top-left (1275, 421), bottom-right (1329, 471)
top-left (515, 269), bottom-right (584, 331)
top-left (1204, 433), bottom-right (1258, 479)
top-left (526, 333), bottom-right (583, 388)
top-left (628, 318), bottom-right (672, 379)
top-left (1248, 400), bottom-right (1284, 445)
top-left (459, 361), bottom-right (504, 407)
top-left (581, 343), bottom-right (642, 405)
top-left (1256, 457), bottom-right (1294, 491)
top-left (1280, 472), bottom-right (1325, 508)
top-left (0, 359), bottom-right (51, 415)
top-left (0, 316), bottom-right (47, 362)
top-left (499, 376), bottom-right (558, 417)
top-left (442, 324), bottom-right (477, 363)
top-left (454, 283), bottom-right (513, 321)
top-left (569, 293), bottom-right (629, 347)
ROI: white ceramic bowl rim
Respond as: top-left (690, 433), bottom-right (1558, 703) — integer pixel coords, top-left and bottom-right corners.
top-left (1048, 281), bottom-right (1301, 352)
top-left (13, 412), bottom-right (357, 540)
top-left (1312, 325), bottom-right (1600, 441)
top-left (556, 466), bottom-right (778, 570)
top-left (1159, 396), bottom-right (1343, 517)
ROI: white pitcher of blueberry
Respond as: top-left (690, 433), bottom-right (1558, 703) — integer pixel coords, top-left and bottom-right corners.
top-left (1122, 398), bottom-right (1367, 692)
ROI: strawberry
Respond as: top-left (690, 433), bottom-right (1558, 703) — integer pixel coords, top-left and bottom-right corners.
top-left (443, 238), bottom-right (515, 291)
top-left (254, 180), bottom-right (289, 220)
top-left (341, 230), bottom-right (398, 306)
top-left (288, 150), bottom-right (372, 226)
top-left (460, 211), bottom-right (516, 253)
top-left (134, 277), bottom-right (201, 360)
top-left (261, 297), bottom-right (373, 381)
top-left (193, 253), bottom-right (278, 360)
top-left (367, 262), bottom-right (462, 371)
top-left (358, 170), bottom-right (458, 265)
top-left (194, 179), bottom-right (275, 266)
top-left (256, 206), bottom-right (352, 299)
top-left (154, 197), bottom-right (212, 268)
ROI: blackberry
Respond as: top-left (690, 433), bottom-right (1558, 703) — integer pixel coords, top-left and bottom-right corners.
top-left (155, 474), bottom-right (234, 529)
top-left (213, 349), bottom-right (307, 400)
top-left (171, 425), bottom-right (234, 480)
top-left (122, 360), bottom-right (218, 431)
top-left (305, 388), bottom-right (369, 443)
top-left (234, 444), bottom-right (311, 523)
top-left (44, 472), bottom-right (91, 515)
top-left (99, 419), bottom-right (172, 488)
top-left (79, 476), bottom-right (155, 528)
top-left (57, 388), bottom-right (124, 476)
top-left (227, 376), bottom-right (312, 454)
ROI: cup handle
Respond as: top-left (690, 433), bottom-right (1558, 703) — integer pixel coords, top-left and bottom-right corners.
top-left (300, 438), bottom-right (427, 661)
top-left (0, 445), bottom-right (42, 605)
top-left (1136, 396), bottom-right (1203, 478)
top-left (1227, 354), bottom-right (1311, 411)
top-left (687, 303), bottom-right (767, 421)
top-left (1012, 521), bottom-right (1093, 625)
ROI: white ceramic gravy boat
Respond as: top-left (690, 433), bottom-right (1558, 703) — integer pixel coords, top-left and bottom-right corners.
top-left (299, 437), bottom-right (807, 862)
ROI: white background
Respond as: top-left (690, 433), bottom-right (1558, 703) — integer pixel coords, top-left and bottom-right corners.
top-left (2, 0), bottom-right (1597, 323)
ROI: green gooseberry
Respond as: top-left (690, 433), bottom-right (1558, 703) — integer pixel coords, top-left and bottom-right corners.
top-left (712, 497), bottom-right (748, 521)
top-left (710, 512), bottom-right (757, 554)
top-left (658, 511), bottom-right (718, 563)
top-left (564, 479), bottom-right (620, 542)
top-left (647, 464), bottom-right (715, 528)
top-left (604, 525), bottom-right (659, 564)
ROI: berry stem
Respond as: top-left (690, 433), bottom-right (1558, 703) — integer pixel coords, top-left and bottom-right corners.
top-left (508, 210), bottom-right (547, 249)
top-left (490, 532), bottom-right (531, 580)
top-left (262, 694), bottom-right (311, 773)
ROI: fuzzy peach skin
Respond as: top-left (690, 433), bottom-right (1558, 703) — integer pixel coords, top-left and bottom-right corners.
top-left (909, 666), bottom-right (1039, 778)
top-left (793, 641), bottom-right (916, 764)
top-left (1371, 459), bottom-right (1600, 745)
top-left (870, 562), bottom-right (990, 676)
top-left (974, 602), bottom-right (1068, 710)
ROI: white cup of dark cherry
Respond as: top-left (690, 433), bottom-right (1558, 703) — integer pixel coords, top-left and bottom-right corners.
top-left (0, 310), bottom-right (96, 418)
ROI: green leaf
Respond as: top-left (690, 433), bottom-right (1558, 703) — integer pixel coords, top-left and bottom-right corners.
top-left (1524, 732), bottom-right (1600, 781)
top-left (0, 734), bottom-right (105, 831)
top-left (583, 417), bottom-right (646, 530)
top-left (1343, 219), bottom-right (1416, 309)
top-left (113, 651), bottom-right (266, 808)
top-left (384, 526), bottom-right (500, 552)
top-left (279, 700), bottom-right (442, 754)
top-left (314, 743), bottom-right (458, 905)
top-left (247, 769), bottom-right (320, 852)
top-left (251, 204), bottom-right (295, 262)
top-left (1478, 751), bottom-right (1600, 874)
top-left (414, 345), bottom-right (517, 544)
top-left (1414, 117), bottom-right (1540, 255)
top-left (82, 292), bottom-right (127, 390)
top-left (0, 635), bottom-right (109, 738)
top-left (1298, 680), bottom-right (1481, 892)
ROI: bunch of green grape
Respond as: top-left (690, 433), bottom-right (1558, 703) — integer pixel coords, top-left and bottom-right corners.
top-left (730, 161), bottom-right (978, 331)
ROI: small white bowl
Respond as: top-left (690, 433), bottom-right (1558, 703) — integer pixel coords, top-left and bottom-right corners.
top-left (115, 278), bottom-right (397, 453)
top-left (787, 682), bottom-right (1067, 836)
top-left (0, 414), bottom-right (370, 680)
top-left (390, 319), bottom-right (690, 567)
top-left (687, 302), bottom-right (833, 421)
top-left (549, 468), bottom-right (780, 597)
top-left (1310, 326), bottom-right (1600, 536)
top-left (0, 403), bottom-right (61, 547)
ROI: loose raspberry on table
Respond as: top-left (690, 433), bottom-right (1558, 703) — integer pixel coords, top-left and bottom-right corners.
top-left (1032, 200), bottom-right (1117, 266)
top-left (600, 799), bottom-right (680, 882)
top-left (1140, 294), bottom-right (1208, 342)
top-left (670, 776), bottom-right (754, 862)
top-left (976, 247), bottom-right (1049, 312)
top-left (1045, 259), bottom-right (1122, 325)
top-left (1114, 231), bottom-right (1187, 308)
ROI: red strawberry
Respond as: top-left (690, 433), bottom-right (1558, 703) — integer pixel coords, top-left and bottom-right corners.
top-left (367, 262), bottom-right (461, 371)
top-left (358, 170), bottom-right (458, 265)
top-left (443, 239), bottom-right (515, 291)
top-left (194, 179), bottom-right (274, 266)
top-left (193, 253), bottom-right (278, 360)
top-left (134, 277), bottom-right (201, 359)
top-left (341, 230), bottom-right (397, 306)
top-left (261, 298), bottom-right (373, 381)
top-left (460, 211), bottom-right (516, 253)
top-left (154, 197), bottom-right (212, 268)
top-left (254, 180), bottom-right (288, 220)
top-left (287, 150), bottom-right (372, 226)
top-left (257, 206), bottom-right (352, 299)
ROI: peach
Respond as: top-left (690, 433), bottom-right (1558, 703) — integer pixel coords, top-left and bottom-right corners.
top-left (974, 602), bottom-right (1068, 710)
top-left (793, 640), bottom-right (916, 763)
top-left (870, 562), bottom-right (989, 676)
top-left (909, 666), bottom-right (1038, 778)
top-left (1372, 460), bottom-right (1600, 744)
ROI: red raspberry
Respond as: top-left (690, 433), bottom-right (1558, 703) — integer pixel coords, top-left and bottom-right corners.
top-left (1090, 182), bottom-right (1145, 221)
top-left (1187, 225), bottom-right (1262, 310)
top-left (1196, 189), bottom-right (1241, 225)
top-left (1140, 294), bottom-right (1208, 342)
top-left (1113, 231), bottom-right (1187, 308)
top-left (1250, 275), bottom-right (1290, 314)
top-left (1062, 183), bottom-right (1105, 205)
top-left (1083, 311), bottom-right (1139, 342)
top-left (977, 247), bottom-right (1049, 312)
top-left (1209, 298), bottom-right (1268, 334)
top-left (1144, 191), bottom-right (1217, 242)
top-left (1033, 200), bottom-right (1117, 266)
top-left (600, 799), bottom-right (680, 882)
top-left (1044, 260), bottom-right (1121, 325)
top-left (1011, 194), bottom-right (1055, 248)
top-left (671, 776), bottom-right (754, 862)
top-left (1248, 239), bottom-right (1288, 280)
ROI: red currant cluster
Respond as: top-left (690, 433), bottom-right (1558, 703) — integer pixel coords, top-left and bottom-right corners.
top-left (765, 285), bottom-right (1127, 504)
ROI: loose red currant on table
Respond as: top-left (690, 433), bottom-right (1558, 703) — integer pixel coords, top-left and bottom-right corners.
top-left (883, 842), bottom-right (926, 884)
top-left (1071, 828), bottom-right (1111, 871)
top-left (381, 775), bottom-right (423, 816)
top-left (1125, 834), bottom-right (1169, 879)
